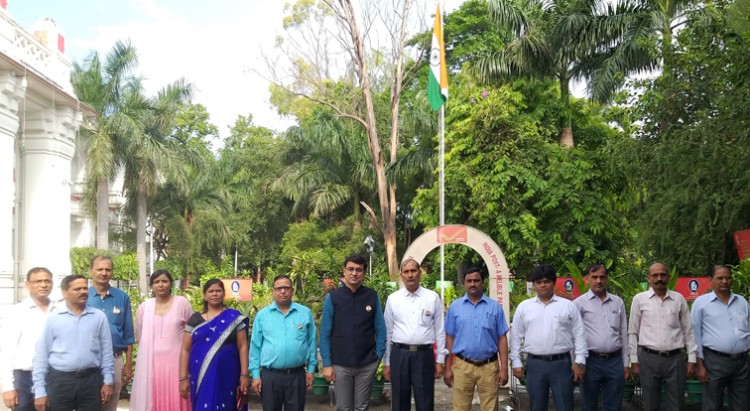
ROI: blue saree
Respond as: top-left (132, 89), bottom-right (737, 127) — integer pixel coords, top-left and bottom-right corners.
top-left (188, 309), bottom-right (249, 411)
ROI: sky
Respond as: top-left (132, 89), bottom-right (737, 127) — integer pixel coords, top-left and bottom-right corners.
top-left (9, 0), bottom-right (465, 138)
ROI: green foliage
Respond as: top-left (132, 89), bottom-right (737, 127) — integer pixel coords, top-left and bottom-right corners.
top-left (619, 2), bottom-right (750, 274)
top-left (412, 82), bottom-right (630, 276)
top-left (69, 247), bottom-right (135, 281)
top-left (731, 259), bottom-right (750, 299)
top-left (112, 252), bottom-right (139, 282)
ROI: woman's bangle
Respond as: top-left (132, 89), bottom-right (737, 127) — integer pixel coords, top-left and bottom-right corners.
top-left (179, 377), bottom-right (189, 382)
top-left (240, 374), bottom-right (250, 378)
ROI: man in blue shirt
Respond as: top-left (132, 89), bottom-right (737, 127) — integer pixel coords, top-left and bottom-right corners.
top-left (320, 253), bottom-right (386, 411)
top-left (691, 264), bottom-right (750, 411)
top-left (444, 267), bottom-right (509, 411)
top-left (32, 274), bottom-right (114, 411)
top-left (250, 275), bottom-right (317, 411)
top-left (86, 255), bottom-right (134, 411)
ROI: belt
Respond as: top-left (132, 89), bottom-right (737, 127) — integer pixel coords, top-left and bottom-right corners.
top-left (588, 349), bottom-right (622, 360)
top-left (527, 353), bottom-right (568, 361)
top-left (393, 342), bottom-right (432, 352)
top-left (49, 367), bottom-right (99, 378)
top-left (704, 347), bottom-right (747, 359)
top-left (640, 346), bottom-right (681, 357)
top-left (262, 366), bottom-right (304, 374)
top-left (455, 353), bottom-right (496, 367)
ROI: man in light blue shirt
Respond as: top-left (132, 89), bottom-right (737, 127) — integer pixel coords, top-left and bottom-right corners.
top-left (444, 267), bottom-right (509, 411)
top-left (509, 264), bottom-right (587, 411)
top-left (691, 265), bottom-right (750, 411)
top-left (250, 275), bottom-right (317, 411)
top-left (574, 264), bottom-right (629, 411)
top-left (32, 274), bottom-right (114, 411)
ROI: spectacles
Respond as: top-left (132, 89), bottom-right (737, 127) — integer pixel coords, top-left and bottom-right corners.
top-left (29, 279), bottom-right (52, 285)
top-left (650, 273), bottom-right (669, 279)
top-left (345, 267), bottom-right (365, 274)
top-left (274, 286), bottom-right (293, 292)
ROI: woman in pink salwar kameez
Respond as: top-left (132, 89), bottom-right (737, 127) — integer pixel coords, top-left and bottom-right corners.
top-left (130, 270), bottom-right (192, 411)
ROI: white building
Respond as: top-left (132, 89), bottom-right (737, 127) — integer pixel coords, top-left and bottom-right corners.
top-left (0, 4), bottom-right (105, 308)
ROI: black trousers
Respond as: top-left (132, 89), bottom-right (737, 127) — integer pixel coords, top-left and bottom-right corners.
top-left (259, 367), bottom-right (306, 411)
top-left (13, 370), bottom-right (35, 411)
top-left (47, 368), bottom-right (102, 411)
top-left (390, 346), bottom-right (435, 411)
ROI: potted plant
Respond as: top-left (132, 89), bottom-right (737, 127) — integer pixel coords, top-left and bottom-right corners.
top-left (370, 362), bottom-right (386, 400)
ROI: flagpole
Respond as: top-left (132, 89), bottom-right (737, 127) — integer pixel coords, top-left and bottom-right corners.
top-left (439, 104), bottom-right (445, 302)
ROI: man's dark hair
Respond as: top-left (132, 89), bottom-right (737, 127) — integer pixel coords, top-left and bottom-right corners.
top-left (530, 264), bottom-right (557, 282)
top-left (89, 254), bottom-right (113, 269)
top-left (584, 264), bottom-right (607, 276)
top-left (273, 274), bottom-right (293, 286)
top-left (344, 253), bottom-right (368, 269)
top-left (463, 266), bottom-right (486, 281)
top-left (708, 265), bottom-right (731, 278)
top-left (26, 267), bottom-right (52, 281)
top-left (61, 274), bottom-right (86, 291)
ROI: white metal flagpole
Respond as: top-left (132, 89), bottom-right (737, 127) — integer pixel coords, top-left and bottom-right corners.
top-left (439, 104), bottom-right (445, 301)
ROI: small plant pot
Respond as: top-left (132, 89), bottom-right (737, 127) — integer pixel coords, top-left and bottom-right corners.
top-left (370, 378), bottom-right (385, 400)
top-left (312, 375), bottom-right (329, 395)
top-left (622, 382), bottom-right (636, 401)
top-left (685, 379), bottom-right (703, 404)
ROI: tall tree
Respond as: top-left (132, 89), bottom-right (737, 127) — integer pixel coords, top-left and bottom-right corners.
top-left (71, 40), bottom-right (139, 250)
top-left (471, 0), bottom-right (655, 146)
top-left (265, 0), bottom-right (427, 276)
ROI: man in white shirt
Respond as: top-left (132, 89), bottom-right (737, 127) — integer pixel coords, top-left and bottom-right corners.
top-left (0, 267), bottom-right (56, 411)
top-left (509, 264), bottom-right (587, 411)
top-left (383, 259), bottom-right (447, 411)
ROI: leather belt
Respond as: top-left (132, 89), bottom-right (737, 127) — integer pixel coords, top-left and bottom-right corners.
top-left (640, 346), bottom-right (681, 357)
top-left (393, 342), bottom-right (432, 352)
top-left (527, 353), bottom-right (568, 361)
top-left (49, 367), bottom-right (99, 378)
top-left (456, 353), bottom-right (496, 367)
top-left (704, 347), bottom-right (747, 359)
top-left (588, 349), bottom-right (621, 360)
top-left (262, 366), bottom-right (304, 374)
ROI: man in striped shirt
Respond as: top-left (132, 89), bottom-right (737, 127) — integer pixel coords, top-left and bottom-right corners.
top-left (444, 267), bottom-right (509, 411)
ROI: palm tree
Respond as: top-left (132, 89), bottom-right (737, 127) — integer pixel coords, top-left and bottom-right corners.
top-left (120, 79), bottom-right (195, 293)
top-left (71, 40), bottom-right (139, 250)
top-left (472, 0), bottom-right (656, 146)
top-left (274, 111), bottom-right (374, 222)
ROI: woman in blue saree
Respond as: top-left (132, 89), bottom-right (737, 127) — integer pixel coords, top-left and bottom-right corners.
top-left (179, 279), bottom-right (250, 410)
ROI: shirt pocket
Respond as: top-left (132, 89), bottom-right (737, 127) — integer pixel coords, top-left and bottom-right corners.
top-left (554, 313), bottom-right (572, 333)
top-left (89, 331), bottom-right (101, 355)
top-left (292, 320), bottom-right (308, 341)
top-left (419, 306), bottom-right (435, 327)
top-left (608, 308), bottom-right (622, 331)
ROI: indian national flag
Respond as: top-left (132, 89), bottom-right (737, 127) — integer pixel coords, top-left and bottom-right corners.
top-left (427, 4), bottom-right (448, 111)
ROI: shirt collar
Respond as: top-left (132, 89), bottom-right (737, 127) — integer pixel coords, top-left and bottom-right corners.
top-left (270, 301), bottom-right (297, 313)
top-left (584, 289), bottom-right (612, 302)
top-left (708, 291), bottom-right (737, 304)
top-left (402, 286), bottom-right (423, 297)
top-left (57, 303), bottom-right (96, 316)
top-left (533, 294), bottom-right (560, 304)
top-left (460, 294), bottom-right (489, 305)
top-left (646, 288), bottom-right (674, 300)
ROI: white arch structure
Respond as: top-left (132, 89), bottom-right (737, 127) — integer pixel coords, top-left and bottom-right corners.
top-left (402, 225), bottom-right (510, 323)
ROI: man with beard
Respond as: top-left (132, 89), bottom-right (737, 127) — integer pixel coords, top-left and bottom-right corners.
top-left (1, 268), bottom-right (57, 411)
top-left (574, 264), bottom-right (628, 411)
top-left (509, 264), bottom-right (587, 411)
top-left (629, 262), bottom-right (696, 411)
top-left (32, 275), bottom-right (114, 411)
top-left (691, 265), bottom-right (750, 411)
top-left (444, 267), bottom-right (509, 411)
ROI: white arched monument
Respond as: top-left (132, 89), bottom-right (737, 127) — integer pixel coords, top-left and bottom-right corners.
top-left (402, 225), bottom-right (511, 323)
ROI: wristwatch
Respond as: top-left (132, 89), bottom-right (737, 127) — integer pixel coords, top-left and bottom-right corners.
top-left (574, 363), bottom-right (585, 369)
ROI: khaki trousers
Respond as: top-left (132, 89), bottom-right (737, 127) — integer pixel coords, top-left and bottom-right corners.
top-left (452, 357), bottom-right (499, 411)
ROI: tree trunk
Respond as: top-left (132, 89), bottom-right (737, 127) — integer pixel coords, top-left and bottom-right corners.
top-left (559, 69), bottom-right (574, 147)
top-left (136, 189), bottom-right (148, 295)
top-left (95, 178), bottom-right (109, 250)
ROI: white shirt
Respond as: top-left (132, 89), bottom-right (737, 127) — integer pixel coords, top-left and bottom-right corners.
top-left (509, 295), bottom-right (588, 369)
top-left (628, 288), bottom-right (697, 363)
top-left (0, 298), bottom-right (57, 391)
top-left (383, 286), bottom-right (448, 365)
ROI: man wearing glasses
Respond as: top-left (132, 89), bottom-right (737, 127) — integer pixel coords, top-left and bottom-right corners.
top-left (319, 253), bottom-right (386, 410)
top-left (691, 265), bottom-right (750, 411)
top-left (629, 262), bottom-right (697, 410)
top-left (1, 268), bottom-right (57, 411)
top-left (249, 275), bottom-right (317, 411)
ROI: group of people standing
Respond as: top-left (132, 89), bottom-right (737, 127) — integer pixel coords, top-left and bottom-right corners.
top-left (511, 262), bottom-right (750, 411)
top-left (1, 254), bottom-right (747, 411)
